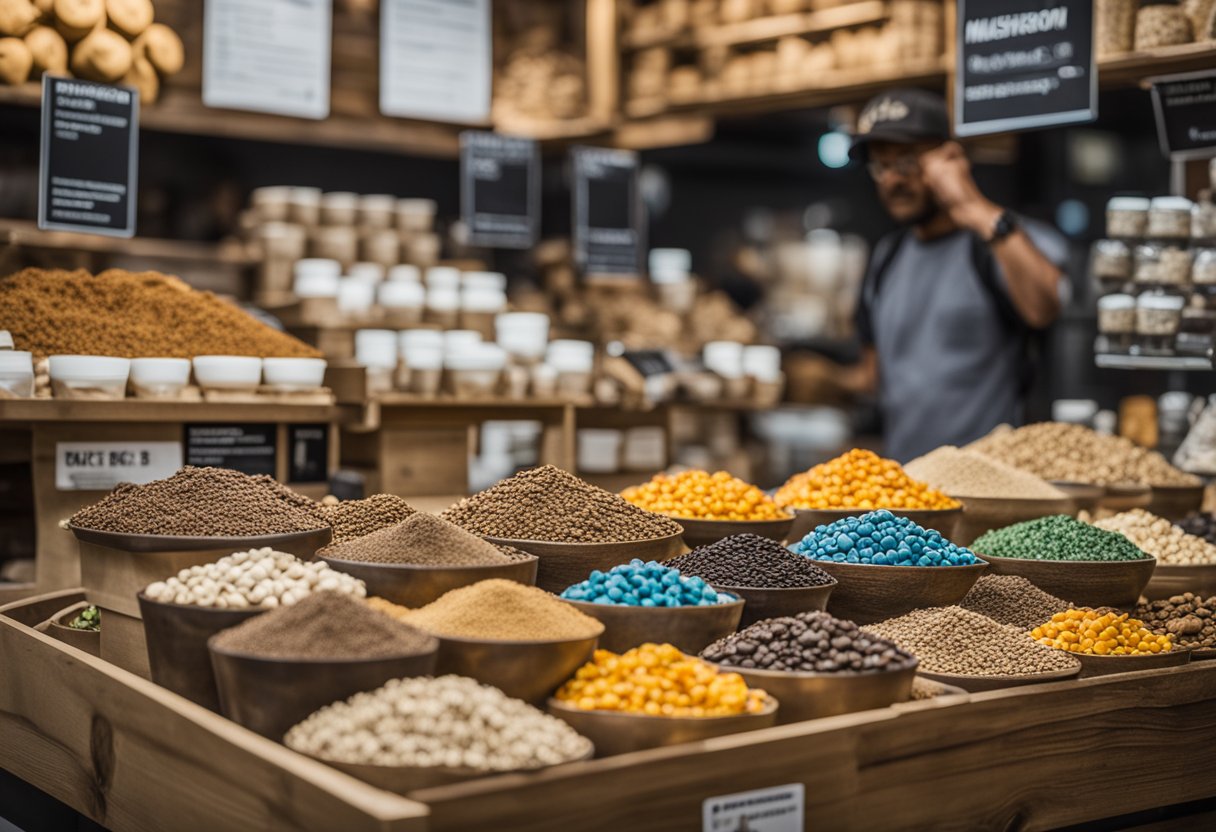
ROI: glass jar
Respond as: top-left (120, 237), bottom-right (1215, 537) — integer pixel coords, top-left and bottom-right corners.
top-left (1134, 243), bottom-right (1163, 285)
top-left (1136, 292), bottom-right (1186, 354)
top-left (1097, 293), bottom-right (1137, 353)
top-left (1176, 308), bottom-right (1216, 356)
top-left (1194, 196), bottom-right (1216, 240)
top-left (1136, 1), bottom-right (1194, 49)
top-left (1107, 197), bottom-right (1150, 238)
top-left (1091, 239), bottom-right (1133, 290)
top-left (1194, 248), bottom-right (1216, 285)
top-left (1160, 244), bottom-right (1195, 285)
top-left (1148, 196), bottom-right (1194, 239)
top-left (1097, 0), bottom-right (1138, 56)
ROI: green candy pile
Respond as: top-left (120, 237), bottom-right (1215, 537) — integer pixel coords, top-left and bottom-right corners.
top-left (972, 515), bottom-right (1148, 562)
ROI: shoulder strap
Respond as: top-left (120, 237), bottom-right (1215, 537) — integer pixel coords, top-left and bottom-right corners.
top-left (967, 232), bottom-right (1025, 335)
top-left (867, 228), bottom-right (911, 301)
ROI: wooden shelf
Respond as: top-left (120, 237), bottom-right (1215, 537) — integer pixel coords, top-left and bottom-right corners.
top-left (1095, 353), bottom-right (1214, 371)
top-left (0, 219), bottom-right (253, 265)
top-left (1098, 42), bottom-right (1216, 89)
top-left (624, 1), bottom-right (887, 50)
top-left (0, 399), bottom-right (344, 424)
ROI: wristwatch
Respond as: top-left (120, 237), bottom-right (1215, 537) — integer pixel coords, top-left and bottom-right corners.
top-left (988, 210), bottom-right (1017, 244)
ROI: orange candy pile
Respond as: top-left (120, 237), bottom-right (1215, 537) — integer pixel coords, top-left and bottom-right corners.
top-left (774, 449), bottom-right (960, 511)
top-left (621, 470), bottom-right (789, 521)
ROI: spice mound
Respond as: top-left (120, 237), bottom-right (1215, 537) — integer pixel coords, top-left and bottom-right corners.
top-left (905, 446), bottom-right (1065, 500)
top-left (972, 515), bottom-right (1148, 563)
top-left (286, 675), bottom-right (592, 770)
top-left (701, 611), bottom-right (915, 674)
top-left (789, 509), bottom-right (979, 567)
top-left (1137, 594), bottom-right (1216, 650)
top-left (664, 534), bottom-right (834, 589)
top-left (561, 559), bottom-right (730, 607)
top-left (555, 643), bottom-right (770, 716)
top-left (145, 548), bottom-right (365, 609)
top-left (442, 464), bottom-right (682, 543)
top-left (1093, 509), bottom-right (1216, 566)
top-left (70, 466), bottom-right (328, 536)
top-left (402, 579), bottom-right (604, 641)
top-left (210, 591), bottom-right (436, 660)
top-left (960, 575), bottom-right (1071, 630)
top-left (319, 513), bottom-right (517, 566)
top-left (321, 494), bottom-right (417, 543)
top-left (1031, 609), bottom-right (1174, 656)
top-left (621, 470), bottom-right (789, 521)
top-left (868, 606), bottom-right (1080, 677)
top-left (775, 449), bottom-right (959, 511)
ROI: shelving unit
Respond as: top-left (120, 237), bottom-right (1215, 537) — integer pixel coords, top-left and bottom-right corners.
top-left (1095, 354), bottom-right (1214, 372)
top-left (0, 220), bottom-right (253, 266)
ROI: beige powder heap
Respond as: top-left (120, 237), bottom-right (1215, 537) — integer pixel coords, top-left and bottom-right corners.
top-left (403, 579), bottom-right (604, 641)
top-left (906, 446), bottom-right (1065, 499)
top-left (1093, 509), bottom-right (1216, 566)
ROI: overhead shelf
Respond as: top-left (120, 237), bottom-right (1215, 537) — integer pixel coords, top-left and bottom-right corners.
top-left (0, 219), bottom-right (254, 265)
top-left (1097, 41), bottom-right (1216, 89)
top-left (1095, 353), bottom-right (1214, 372)
top-left (624, 1), bottom-right (888, 50)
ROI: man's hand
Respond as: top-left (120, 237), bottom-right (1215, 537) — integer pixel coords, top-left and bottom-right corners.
top-left (919, 141), bottom-right (1002, 238)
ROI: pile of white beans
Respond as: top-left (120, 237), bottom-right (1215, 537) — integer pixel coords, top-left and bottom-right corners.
top-left (143, 547), bottom-right (365, 608)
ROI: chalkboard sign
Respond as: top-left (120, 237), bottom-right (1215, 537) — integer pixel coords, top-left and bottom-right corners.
top-left (184, 424), bottom-right (276, 477)
top-left (572, 146), bottom-right (643, 277)
top-left (287, 424), bottom-right (329, 484)
top-left (461, 131), bottom-right (538, 248)
top-left (624, 350), bottom-right (675, 378)
top-left (955, 1), bottom-right (1095, 137)
top-left (1150, 70), bottom-right (1216, 160)
top-left (38, 76), bottom-right (138, 237)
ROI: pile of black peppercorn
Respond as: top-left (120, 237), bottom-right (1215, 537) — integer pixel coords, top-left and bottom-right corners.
top-left (700, 611), bottom-right (915, 673)
top-left (1178, 513), bottom-right (1216, 546)
top-left (664, 534), bottom-right (834, 588)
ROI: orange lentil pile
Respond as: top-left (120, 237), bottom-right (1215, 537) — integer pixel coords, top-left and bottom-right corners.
top-left (0, 268), bottom-right (319, 359)
top-left (620, 470), bottom-right (789, 521)
top-left (774, 449), bottom-right (960, 511)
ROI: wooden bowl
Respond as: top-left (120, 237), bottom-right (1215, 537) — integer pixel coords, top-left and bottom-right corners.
top-left (316, 554), bottom-right (538, 608)
top-left (546, 695), bottom-right (778, 757)
top-left (1049, 482), bottom-right (1105, 515)
top-left (483, 530), bottom-right (685, 593)
top-left (1147, 484), bottom-right (1206, 521)
top-left (720, 662), bottom-right (917, 724)
top-left (1142, 563), bottom-right (1216, 601)
top-left (564, 597), bottom-right (744, 654)
top-left (208, 636), bottom-right (439, 740)
top-left (811, 561), bottom-right (988, 625)
top-left (138, 592), bottom-right (267, 711)
top-left (676, 516), bottom-right (794, 550)
top-left (430, 632), bottom-right (601, 705)
top-left (951, 496), bottom-right (1074, 547)
top-left (786, 507), bottom-right (962, 546)
top-left (1100, 483), bottom-right (1153, 512)
top-left (44, 603), bottom-right (101, 657)
top-left (1075, 648), bottom-right (1191, 678)
top-left (916, 665), bottom-right (1080, 693)
top-left (976, 554), bottom-right (1156, 609)
top-left (1189, 647), bottom-right (1216, 661)
top-left (709, 582), bottom-right (836, 628)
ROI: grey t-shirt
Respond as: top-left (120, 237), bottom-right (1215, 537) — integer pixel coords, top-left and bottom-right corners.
top-left (856, 222), bottom-right (1067, 462)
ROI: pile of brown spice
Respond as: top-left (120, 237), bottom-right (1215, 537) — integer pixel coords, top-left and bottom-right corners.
top-left (402, 579), bottom-right (604, 640)
top-left (0, 268), bottom-right (319, 359)
top-left (442, 465), bottom-right (681, 543)
top-left (319, 513), bottom-right (527, 566)
top-left (321, 495), bottom-right (418, 543)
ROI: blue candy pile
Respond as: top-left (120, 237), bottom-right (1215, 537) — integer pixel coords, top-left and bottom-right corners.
top-left (788, 510), bottom-right (978, 567)
top-left (561, 559), bottom-right (731, 607)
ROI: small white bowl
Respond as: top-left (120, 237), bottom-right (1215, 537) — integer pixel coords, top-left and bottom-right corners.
top-left (192, 356), bottom-right (262, 390)
top-left (129, 358), bottom-right (191, 398)
top-left (48, 355), bottom-right (131, 400)
top-left (262, 358), bottom-right (327, 390)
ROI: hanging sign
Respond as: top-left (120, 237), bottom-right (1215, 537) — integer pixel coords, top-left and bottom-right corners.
top-left (1150, 70), bottom-right (1216, 160)
top-left (55, 441), bottom-right (181, 491)
top-left (461, 131), bottom-right (539, 249)
top-left (287, 424), bottom-right (329, 484)
top-left (572, 146), bottom-right (643, 277)
top-left (955, 1), bottom-right (1096, 137)
top-left (381, 0), bottom-right (491, 123)
top-left (184, 424), bottom-right (276, 477)
top-left (38, 76), bottom-right (138, 237)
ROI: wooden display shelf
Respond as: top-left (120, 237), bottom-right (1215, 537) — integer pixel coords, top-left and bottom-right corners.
top-left (1099, 41), bottom-right (1216, 89)
top-left (0, 220), bottom-right (254, 266)
top-left (0, 398), bottom-right (344, 425)
top-left (5, 589), bottom-right (1216, 831)
top-left (624, 1), bottom-right (888, 50)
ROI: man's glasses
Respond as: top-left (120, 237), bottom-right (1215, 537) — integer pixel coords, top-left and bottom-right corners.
top-left (866, 155), bottom-right (921, 180)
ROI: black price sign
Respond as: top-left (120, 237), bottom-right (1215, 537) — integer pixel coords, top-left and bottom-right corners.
top-left (955, 1), bottom-right (1095, 137)
top-left (1151, 70), bottom-right (1216, 160)
top-left (623, 350), bottom-right (674, 378)
top-left (572, 146), bottom-right (643, 278)
top-left (184, 424), bottom-right (276, 477)
top-left (287, 424), bottom-right (329, 484)
top-left (461, 131), bottom-right (538, 248)
top-left (38, 76), bottom-right (138, 237)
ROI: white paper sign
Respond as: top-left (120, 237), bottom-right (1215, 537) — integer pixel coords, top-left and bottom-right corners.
top-left (380, 0), bottom-right (491, 123)
top-left (703, 784), bottom-right (805, 832)
top-left (203, 0), bottom-right (332, 119)
top-left (56, 442), bottom-right (182, 491)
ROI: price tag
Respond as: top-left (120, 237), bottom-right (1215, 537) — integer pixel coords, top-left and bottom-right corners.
top-left (572, 146), bottom-right (643, 278)
top-left (955, 1), bottom-right (1096, 137)
top-left (185, 424), bottom-right (276, 477)
top-left (287, 424), bottom-right (329, 484)
top-left (702, 784), bottom-right (804, 832)
top-left (461, 131), bottom-right (539, 249)
top-left (623, 350), bottom-right (674, 378)
top-left (55, 441), bottom-right (181, 491)
top-left (38, 77), bottom-right (138, 238)
top-left (381, 0), bottom-right (491, 123)
top-left (1151, 70), bottom-right (1216, 160)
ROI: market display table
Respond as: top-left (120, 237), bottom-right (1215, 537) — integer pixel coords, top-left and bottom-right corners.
top-left (4, 589), bottom-right (1216, 831)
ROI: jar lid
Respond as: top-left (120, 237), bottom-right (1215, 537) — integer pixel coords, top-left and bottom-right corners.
top-left (1108, 197), bottom-right (1150, 211)
top-left (1094, 239), bottom-right (1130, 254)
top-left (1135, 243), bottom-right (1161, 257)
top-left (1098, 294), bottom-right (1135, 310)
top-left (321, 191), bottom-right (359, 206)
top-left (1138, 294), bottom-right (1186, 310)
top-left (1151, 196), bottom-right (1194, 211)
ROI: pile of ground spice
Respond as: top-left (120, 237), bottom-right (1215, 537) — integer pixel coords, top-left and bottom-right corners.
top-left (321, 495), bottom-right (418, 543)
top-left (402, 579), bottom-right (604, 640)
top-left (319, 513), bottom-right (522, 566)
top-left (960, 575), bottom-right (1072, 630)
top-left (905, 446), bottom-right (1065, 499)
top-left (0, 268), bottom-right (319, 359)
top-left (70, 466), bottom-right (328, 536)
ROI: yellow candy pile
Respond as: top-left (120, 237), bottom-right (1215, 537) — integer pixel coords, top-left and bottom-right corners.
top-left (774, 449), bottom-right (960, 511)
top-left (1031, 609), bottom-right (1173, 656)
top-left (554, 643), bottom-right (769, 717)
top-left (621, 470), bottom-right (789, 521)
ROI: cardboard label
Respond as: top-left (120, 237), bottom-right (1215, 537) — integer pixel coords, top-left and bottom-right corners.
top-left (381, 0), bottom-right (491, 123)
top-left (184, 424), bottom-right (276, 477)
top-left (1151, 70), bottom-right (1216, 160)
top-left (461, 131), bottom-right (539, 249)
top-left (955, 0), bottom-right (1096, 137)
top-left (572, 146), bottom-right (643, 277)
top-left (287, 424), bottom-right (329, 484)
top-left (703, 784), bottom-right (805, 832)
top-left (38, 77), bottom-right (138, 237)
top-left (55, 441), bottom-right (181, 491)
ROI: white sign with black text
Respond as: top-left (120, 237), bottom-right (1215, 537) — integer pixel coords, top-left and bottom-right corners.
top-left (702, 783), bottom-right (805, 832)
top-left (56, 441), bottom-right (182, 491)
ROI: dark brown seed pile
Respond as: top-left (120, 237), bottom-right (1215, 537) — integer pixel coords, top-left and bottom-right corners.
top-left (1137, 593), bottom-right (1216, 650)
top-left (664, 534), bottom-right (834, 588)
top-left (442, 465), bottom-right (682, 543)
top-left (70, 466), bottom-right (328, 536)
top-left (1178, 513), bottom-right (1216, 546)
top-left (319, 513), bottom-right (517, 566)
top-left (700, 610), bottom-right (914, 673)
top-left (322, 495), bottom-right (418, 543)
top-left (210, 591), bottom-right (436, 660)
top-left (960, 575), bottom-right (1072, 630)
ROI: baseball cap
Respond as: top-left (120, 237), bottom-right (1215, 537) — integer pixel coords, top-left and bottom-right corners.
top-left (849, 88), bottom-right (950, 161)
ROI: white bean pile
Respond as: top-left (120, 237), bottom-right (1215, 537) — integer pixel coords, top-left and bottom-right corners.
top-left (1093, 509), bottom-right (1216, 566)
top-left (143, 547), bottom-right (365, 608)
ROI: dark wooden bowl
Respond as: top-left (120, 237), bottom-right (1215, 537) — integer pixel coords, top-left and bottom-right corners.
top-left (720, 662), bottom-right (917, 724)
top-left (951, 496), bottom-right (1074, 547)
top-left (1100, 483), bottom-right (1153, 512)
top-left (564, 597), bottom-right (744, 654)
top-left (1146, 485), bottom-right (1206, 521)
top-left (483, 530), bottom-right (685, 593)
top-left (1075, 648), bottom-right (1191, 678)
top-left (786, 507), bottom-right (962, 546)
top-left (708, 582), bottom-right (836, 628)
top-left (316, 554), bottom-right (538, 608)
top-left (430, 632), bottom-right (601, 705)
top-left (811, 560), bottom-right (988, 625)
top-left (916, 665), bottom-right (1080, 693)
top-left (976, 554), bottom-right (1156, 609)
top-left (676, 516), bottom-right (794, 550)
top-left (1049, 482), bottom-right (1105, 515)
top-left (1141, 563), bottom-right (1216, 602)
